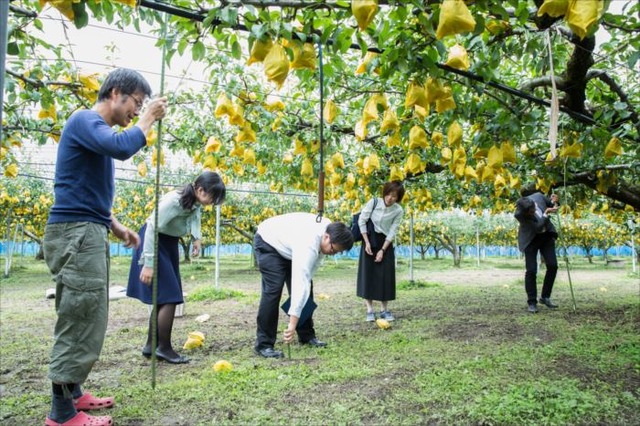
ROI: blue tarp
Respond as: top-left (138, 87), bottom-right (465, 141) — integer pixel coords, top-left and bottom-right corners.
top-left (0, 241), bottom-right (635, 259)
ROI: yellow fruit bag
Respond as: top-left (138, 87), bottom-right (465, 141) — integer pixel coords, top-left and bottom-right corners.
top-left (380, 109), bottom-right (399, 133)
top-left (604, 137), bottom-right (622, 159)
top-left (389, 165), bottom-right (404, 181)
top-left (537, 0), bottom-right (569, 18)
top-left (405, 153), bottom-right (424, 175)
top-left (445, 44), bottom-right (470, 70)
top-left (323, 99), bottom-right (338, 124)
top-left (409, 125), bottom-right (428, 150)
top-left (290, 42), bottom-right (317, 70)
top-left (435, 91), bottom-right (456, 113)
top-left (387, 131), bottom-right (402, 147)
top-left (431, 131), bottom-right (443, 148)
top-left (355, 51), bottom-right (379, 75)
top-left (352, 0), bottom-right (379, 31)
top-left (447, 121), bottom-right (463, 147)
top-left (243, 149), bottom-right (256, 166)
top-left (247, 37), bottom-right (273, 65)
top-left (235, 121), bottom-right (256, 143)
top-left (565, 0), bottom-right (603, 40)
top-left (487, 145), bottom-right (503, 169)
top-left (301, 158), bottom-right (314, 177)
top-left (502, 141), bottom-right (516, 163)
top-left (214, 93), bottom-right (233, 118)
top-left (436, 0), bottom-right (477, 40)
top-left (559, 141), bottom-right (583, 158)
top-left (264, 43), bottom-right (290, 87)
top-left (405, 81), bottom-right (428, 109)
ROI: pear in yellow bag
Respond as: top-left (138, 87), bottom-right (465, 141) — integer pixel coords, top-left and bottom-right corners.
top-left (243, 148), bottom-right (256, 166)
top-left (356, 51), bottom-right (379, 75)
top-left (301, 158), bottom-right (314, 177)
top-left (447, 121), bottom-right (463, 148)
top-left (404, 153), bottom-right (424, 175)
top-left (445, 44), bottom-right (470, 70)
top-left (291, 42), bottom-right (317, 70)
top-left (436, 0), bottom-right (477, 40)
top-left (214, 93), bottom-right (233, 118)
top-left (247, 37), bottom-right (273, 65)
top-left (387, 131), bottom-right (402, 147)
top-left (323, 99), bottom-right (338, 124)
top-left (431, 131), bottom-right (443, 148)
top-left (604, 137), bottom-right (622, 159)
top-left (380, 109), bottom-right (399, 133)
top-left (409, 125), bottom-right (428, 150)
top-left (537, 0), bottom-right (569, 18)
top-left (235, 121), bottom-right (256, 143)
top-left (405, 81), bottom-right (428, 109)
top-left (502, 141), bottom-right (516, 163)
top-left (264, 43), bottom-right (290, 88)
top-left (487, 145), bottom-right (503, 169)
top-left (362, 97), bottom-right (380, 125)
top-left (436, 89), bottom-right (456, 113)
top-left (352, 0), bottom-right (379, 31)
top-left (565, 0), bottom-right (603, 40)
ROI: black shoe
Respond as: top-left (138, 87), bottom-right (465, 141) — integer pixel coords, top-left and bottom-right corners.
top-left (141, 345), bottom-right (153, 359)
top-left (255, 347), bottom-right (284, 359)
top-left (528, 304), bottom-right (538, 314)
top-left (302, 337), bottom-right (327, 348)
top-left (539, 297), bottom-right (558, 309)
top-left (155, 349), bottom-right (190, 364)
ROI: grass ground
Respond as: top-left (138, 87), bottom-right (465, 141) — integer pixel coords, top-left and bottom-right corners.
top-left (0, 254), bottom-right (638, 425)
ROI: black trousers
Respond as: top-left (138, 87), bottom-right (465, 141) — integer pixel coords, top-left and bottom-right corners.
top-left (523, 232), bottom-right (558, 305)
top-left (254, 234), bottom-right (316, 350)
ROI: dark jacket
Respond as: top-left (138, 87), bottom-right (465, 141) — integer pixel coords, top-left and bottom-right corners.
top-left (514, 192), bottom-right (558, 252)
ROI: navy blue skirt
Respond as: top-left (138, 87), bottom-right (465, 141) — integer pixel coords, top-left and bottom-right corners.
top-left (126, 223), bottom-right (184, 305)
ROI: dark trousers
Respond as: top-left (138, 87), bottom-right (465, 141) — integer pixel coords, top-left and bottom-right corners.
top-left (254, 234), bottom-right (316, 350)
top-left (523, 232), bottom-right (558, 305)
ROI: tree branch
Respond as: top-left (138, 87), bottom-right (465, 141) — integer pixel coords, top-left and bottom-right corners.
top-left (587, 69), bottom-right (640, 137)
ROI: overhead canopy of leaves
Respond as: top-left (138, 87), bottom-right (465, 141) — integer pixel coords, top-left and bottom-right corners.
top-left (3, 0), bottom-right (640, 221)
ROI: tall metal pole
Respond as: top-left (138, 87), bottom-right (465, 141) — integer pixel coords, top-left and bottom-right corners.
top-left (215, 204), bottom-right (221, 288)
top-left (409, 212), bottom-right (414, 284)
top-left (1, 0), bottom-right (10, 145)
top-left (315, 40), bottom-right (324, 221)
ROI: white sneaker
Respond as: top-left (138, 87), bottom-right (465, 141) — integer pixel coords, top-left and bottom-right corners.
top-left (366, 312), bottom-right (376, 322)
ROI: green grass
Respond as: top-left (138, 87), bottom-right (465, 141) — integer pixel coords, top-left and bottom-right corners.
top-left (0, 254), bottom-right (638, 425)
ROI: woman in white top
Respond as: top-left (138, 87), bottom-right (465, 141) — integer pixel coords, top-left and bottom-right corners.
top-left (357, 181), bottom-right (405, 322)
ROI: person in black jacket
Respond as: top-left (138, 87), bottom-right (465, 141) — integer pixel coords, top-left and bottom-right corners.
top-left (514, 191), bottom-right (560, 313)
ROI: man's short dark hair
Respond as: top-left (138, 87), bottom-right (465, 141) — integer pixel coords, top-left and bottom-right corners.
top-left (97, 68), bottom-right (152, 101)
top-left (326, 222), bottom-right (354, 252)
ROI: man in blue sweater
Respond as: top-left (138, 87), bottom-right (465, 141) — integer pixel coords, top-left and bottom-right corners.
top-left (43, 68), bottom-right (167, 426)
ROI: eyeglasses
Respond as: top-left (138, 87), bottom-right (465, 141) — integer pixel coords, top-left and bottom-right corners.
top-left (129, 94), bottom-right (144, 112)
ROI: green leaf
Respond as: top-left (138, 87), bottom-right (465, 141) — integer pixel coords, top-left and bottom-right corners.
top-left (7, 42), bottom-right (19, 56)
top-left (231, 40), bottom-right (242, 60)
top-left (72, 2), bottom-right (89, 29)
top-left (192, 40), bottom-right (205, 61)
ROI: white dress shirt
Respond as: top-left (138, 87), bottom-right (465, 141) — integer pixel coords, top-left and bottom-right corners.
top-left (257, 212), bottom-right (330, 318)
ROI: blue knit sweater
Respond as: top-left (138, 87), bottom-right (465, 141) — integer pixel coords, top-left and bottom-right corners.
top-left (47, 110), bottom-right (146, 228)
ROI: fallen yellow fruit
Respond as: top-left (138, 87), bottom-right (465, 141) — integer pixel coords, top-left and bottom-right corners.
top-left (213, 360), bottom-right (233, 373)
top-left (376, 318), bottom-right (391, 330)
top-left (183, 331), bottom-right (205, 350)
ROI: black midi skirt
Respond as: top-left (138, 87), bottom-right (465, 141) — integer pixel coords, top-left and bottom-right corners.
top-left (126, 223), bottom-right (184, 305)
top-left (356, 230), bottom-right (396, 301)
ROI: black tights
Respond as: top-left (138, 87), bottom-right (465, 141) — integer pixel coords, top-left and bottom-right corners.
top-left (145, 303), bottom-right (179, 356)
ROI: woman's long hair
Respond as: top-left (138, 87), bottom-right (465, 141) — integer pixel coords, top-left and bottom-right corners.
top-left (178, 171), bottom-right (226, 210)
